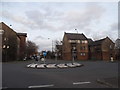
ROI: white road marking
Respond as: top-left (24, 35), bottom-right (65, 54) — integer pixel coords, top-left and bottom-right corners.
top-left (73, 81), bottom-right (91, 85)
top-left (28, 84), bottom-right (54, 88)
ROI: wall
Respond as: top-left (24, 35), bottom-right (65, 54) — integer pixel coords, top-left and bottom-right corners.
top-left (18, 35), bottom-right (26, 60)
top-left (1, 22), bottom-right (19, 62)
top-left (62, 35), bottom-right (72, 60)
top-left (90, 45), bottom-right (102, 60)
top-left (62, 34), bottom-right (89, 60)
top-left (102, 38), bottom-right (115, 61)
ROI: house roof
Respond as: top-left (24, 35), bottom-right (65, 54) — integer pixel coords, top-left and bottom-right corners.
top-left (65, 33), bottom-right (88, 40)
top-left (90, 37), bottom-right (112, 46)
top-left (0, 22), bottom-right (17, 34)
top-left (17, 33), bottom-right (27, 37)
top-left (90, 37), bottom-right (108, 46)
top-left (88, 38), bottom-right (93, 45)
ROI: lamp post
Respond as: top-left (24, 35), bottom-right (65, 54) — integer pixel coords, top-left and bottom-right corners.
top-left (48, 38), bottom-right (54, 59)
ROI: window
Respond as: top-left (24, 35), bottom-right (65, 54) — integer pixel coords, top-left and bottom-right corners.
top-left (77, 40), bottom-right (80, 43)
top-left (83, 53), bottom-right (86, 56)
top-left (80, 46), bottom-right (86, 50)
top-left (84, 40), bottom-right (88, 43)
top-left (80, 53), bottom-right (83, 56)
top-left (110, 45), bottom-right (112, 49)
top-left (4, 38), bottom-right (7, 41)
top-left (83, 46), bottom-right (86, 50)
top-left (80, 53), bottom-right (86, 56)
top-left (81, 40), bottom-right (88, 44)
top-left (69, 40), bottom-right (75, 43)
top-left (3, 45), bottom-right (6, 48)
top-left (69, 40), bottom-right (71, 43)
top-left (82, 40), bottom-right (85, 44)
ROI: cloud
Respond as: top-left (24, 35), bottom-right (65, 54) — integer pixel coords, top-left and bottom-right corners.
top-left (1, 2), bottom-right (117, 51)
top-left (25, 8), bottom-right (64, 31)
top-left (2, 10), bottom-right (36, 32)
top-left (35, 35), bottom-right (45, 39)
top-left (110, 23), bottom-right (118, 31)
top-left (62, 4), bottom-right (105, 30)
top-left (23, 4), bottom-right (105, 33)
top-left (109, 23), bottom-right (118, 40)
top-left (1, 3), bottom-right (105, 33)
top-left (33, 37), bottom-right (52, 51)
top-left (91, 23), bottom-right (118, 41)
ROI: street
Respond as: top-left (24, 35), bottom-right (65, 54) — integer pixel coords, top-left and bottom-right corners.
top-left (2, 60), bottom-right (119, 88)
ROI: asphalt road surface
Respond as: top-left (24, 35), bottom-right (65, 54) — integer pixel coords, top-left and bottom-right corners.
top-left (2, 60), bottom-right (119, 88)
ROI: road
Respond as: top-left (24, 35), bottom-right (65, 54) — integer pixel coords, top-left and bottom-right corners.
top-left (2, 60), bottom-right (119, 88)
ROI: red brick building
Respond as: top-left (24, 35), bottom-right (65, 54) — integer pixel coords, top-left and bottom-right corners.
top-left (89, 37), bottom-right (115, 61)
top-left (17, 33), bottom-right (27, 60)
top-left (62, 32), bottom-right (89, 60)
top-left (0, 22), bottom-right (27, 61)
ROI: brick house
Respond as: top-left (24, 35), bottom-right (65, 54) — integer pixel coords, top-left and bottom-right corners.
top-left (17, 33), bottom-right (27, 60)
top-left (89, 37), bottom-right (115, 61)
top-left (62, 32), bottom-right (89, 60)
top-left (0, 22), bottom-right (27, 61)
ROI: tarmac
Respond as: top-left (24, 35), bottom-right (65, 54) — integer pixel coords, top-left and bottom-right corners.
top-left (97, 76), bottom-right (119, 88)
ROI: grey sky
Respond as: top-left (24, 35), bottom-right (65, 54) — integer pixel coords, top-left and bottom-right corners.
top-left (0, 1), bottom-right (118, 51)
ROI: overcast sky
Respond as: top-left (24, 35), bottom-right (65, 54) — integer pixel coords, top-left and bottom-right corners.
top-left (0, 1), bottom-right (118, 51)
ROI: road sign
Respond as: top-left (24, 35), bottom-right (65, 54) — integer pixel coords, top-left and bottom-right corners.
top-left (43, 52), bottom-right (47, 56)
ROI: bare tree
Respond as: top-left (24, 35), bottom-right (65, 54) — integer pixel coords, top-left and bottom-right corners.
top-left (54, 39), bottom-right (62, 46)
top-left (26, 40), bottom-right (38, 57)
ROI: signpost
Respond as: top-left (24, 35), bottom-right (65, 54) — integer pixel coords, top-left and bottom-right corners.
top-left (43, 51), bottom-right (47, 64)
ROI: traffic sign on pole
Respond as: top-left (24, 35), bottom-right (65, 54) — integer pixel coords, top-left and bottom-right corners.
top-left (43, 51), bottom-right (47, 57)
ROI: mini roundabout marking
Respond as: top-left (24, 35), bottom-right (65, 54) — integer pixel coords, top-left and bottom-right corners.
top-left (27, 62), bottom-right (84, 69)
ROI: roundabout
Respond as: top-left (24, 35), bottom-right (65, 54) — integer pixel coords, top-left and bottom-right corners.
top-left (26, 62), bottom-right (84, 69)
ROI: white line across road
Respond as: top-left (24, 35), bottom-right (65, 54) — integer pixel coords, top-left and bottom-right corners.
top-left (73, 81), bottom-right (91, 85)
top-left (28, 84), bottom-right (54, 88)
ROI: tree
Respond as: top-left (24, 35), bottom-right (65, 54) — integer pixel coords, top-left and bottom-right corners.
top-left (54, 39), bottom-right (62, 46)
top-left (26, 40), bottom-right (38, 58)
top-left (54, 39), bottom-right (63, 60)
